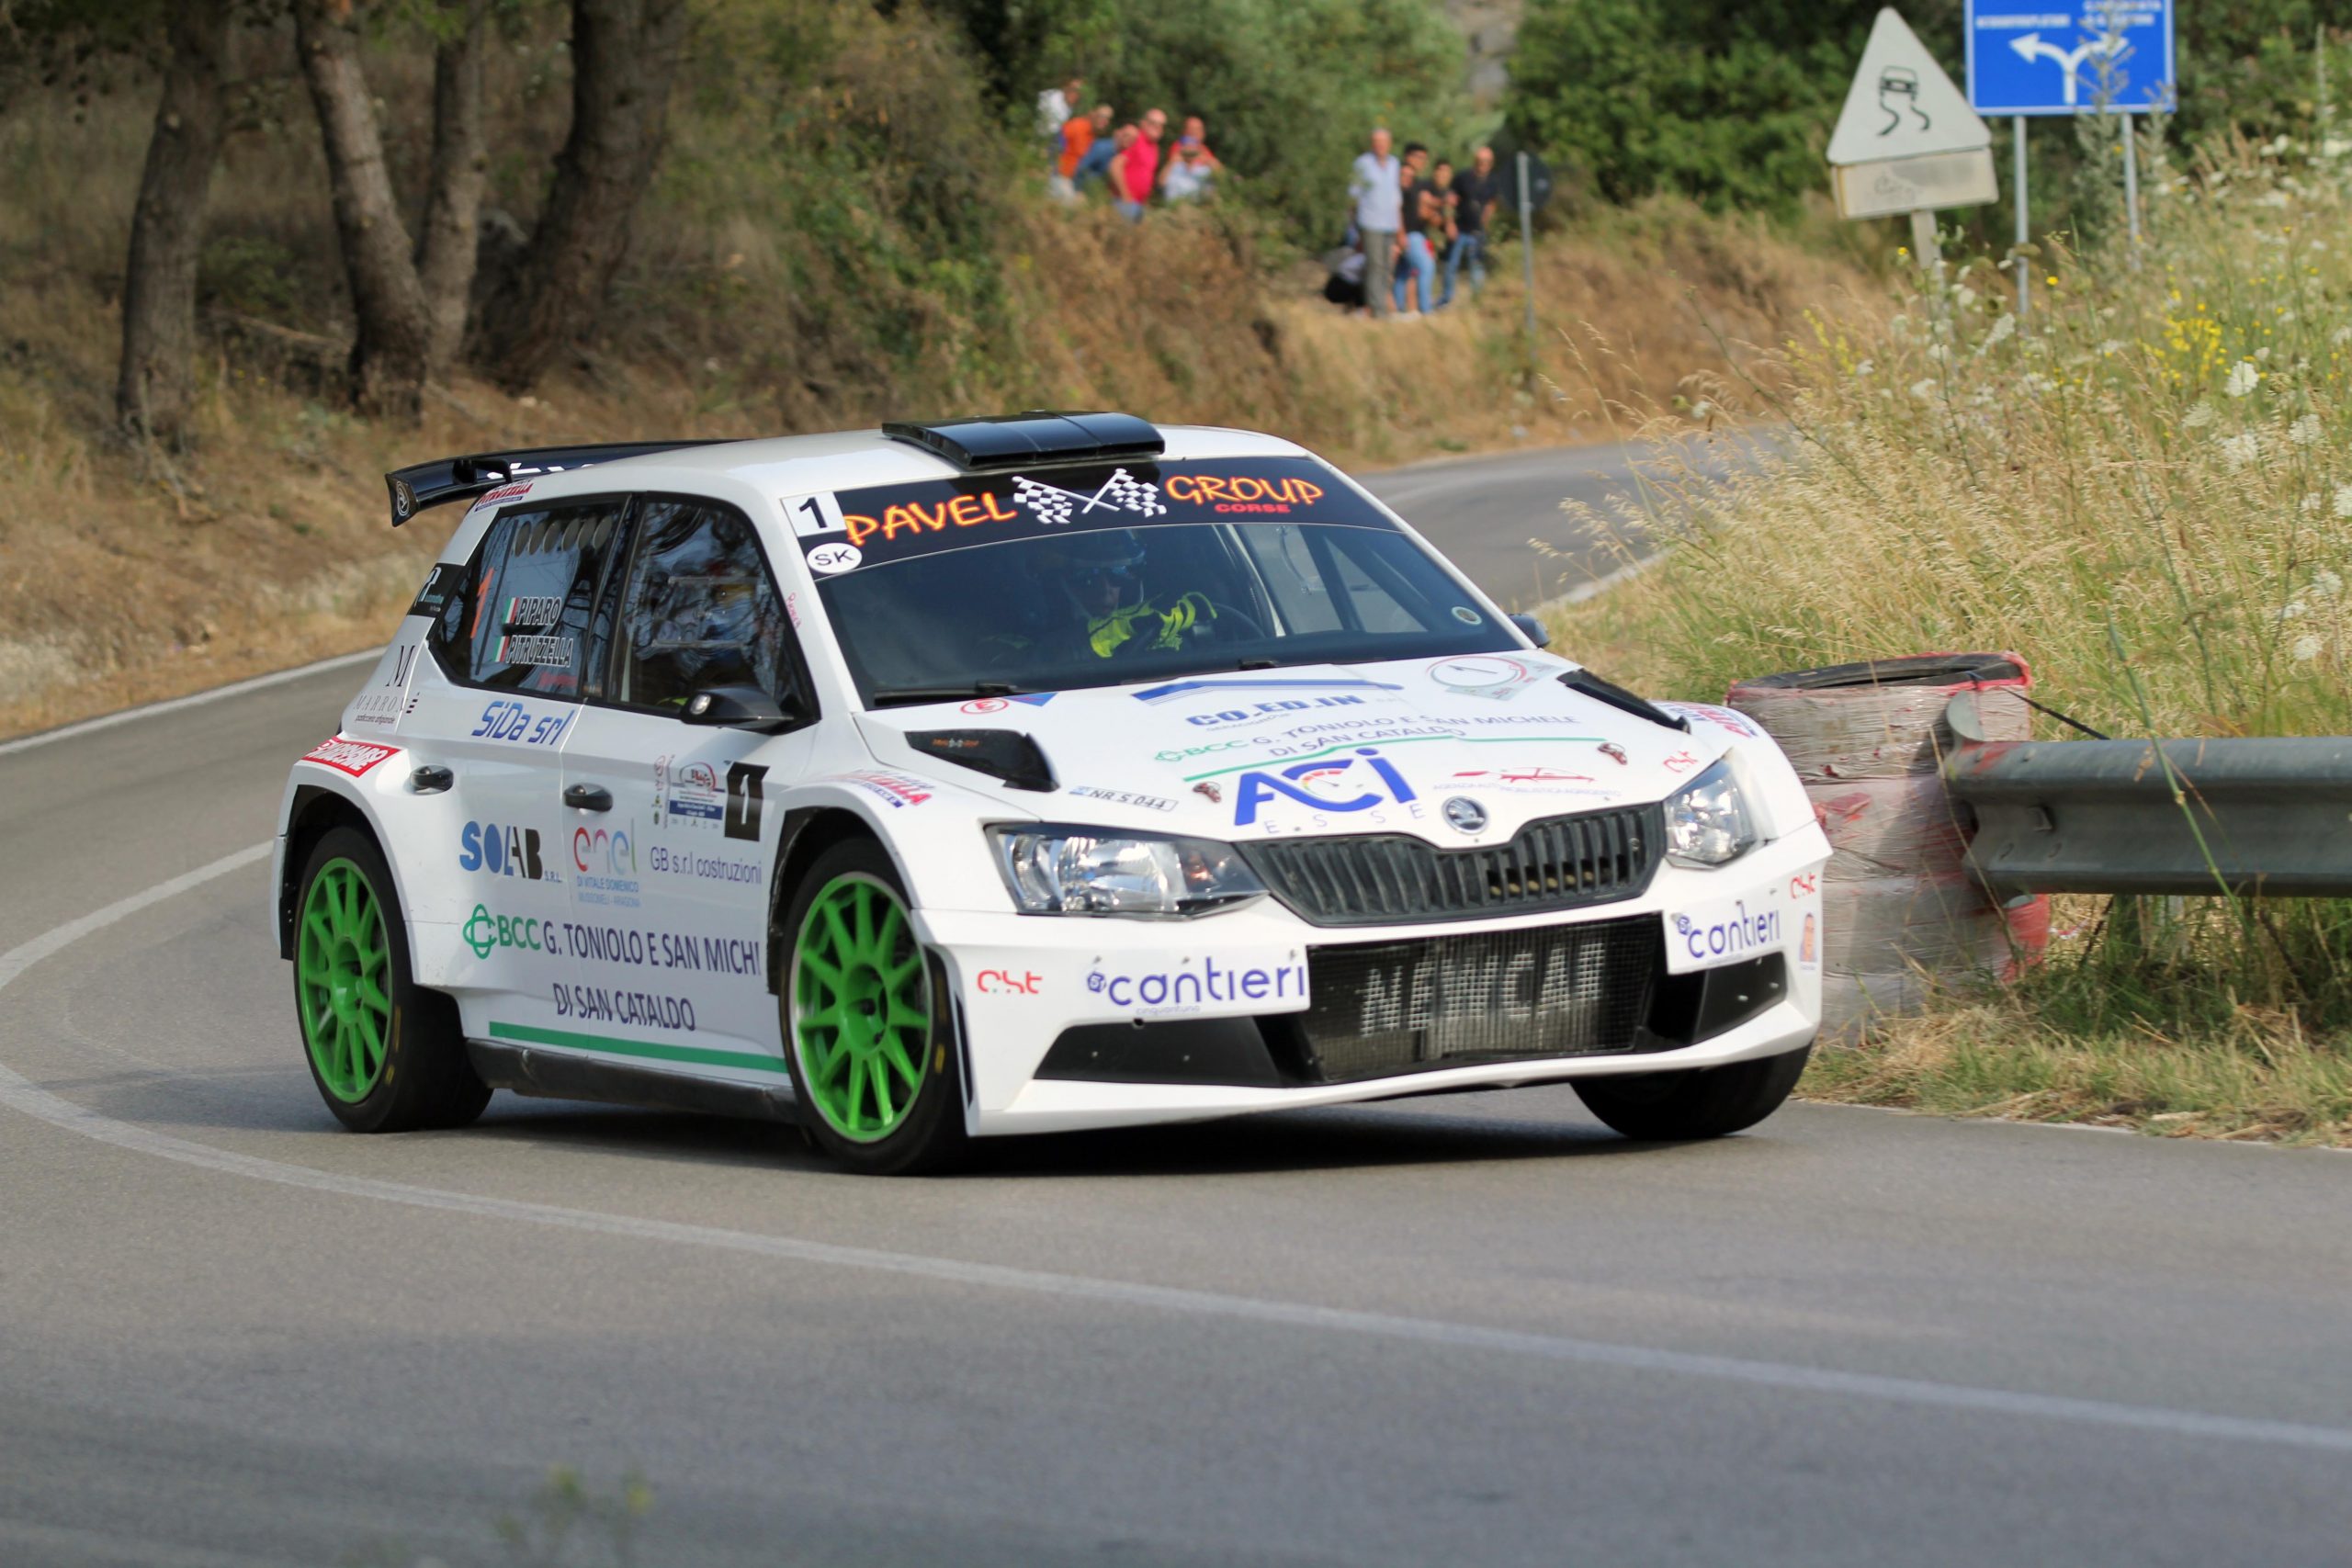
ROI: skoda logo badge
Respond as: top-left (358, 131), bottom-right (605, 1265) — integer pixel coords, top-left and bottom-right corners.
top-left (390, 476), bottom-right (417, 521)
top-left (1442, 796), bottom-right (1487, 834)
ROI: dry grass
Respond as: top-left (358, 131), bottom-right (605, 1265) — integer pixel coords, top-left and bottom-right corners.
top-left (1535, 127), bottom-right (2352, 1145)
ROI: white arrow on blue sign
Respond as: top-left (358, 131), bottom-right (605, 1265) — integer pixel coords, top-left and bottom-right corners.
top-left (1965, 0), bottom-right (2176, 116)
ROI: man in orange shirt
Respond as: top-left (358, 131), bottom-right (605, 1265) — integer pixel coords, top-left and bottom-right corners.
top-left (1053, 103), bottom-right (1109, 202)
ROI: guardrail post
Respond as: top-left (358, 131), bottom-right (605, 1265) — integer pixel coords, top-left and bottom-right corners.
top-left (1726, 654), bottom-right (2050, 1036)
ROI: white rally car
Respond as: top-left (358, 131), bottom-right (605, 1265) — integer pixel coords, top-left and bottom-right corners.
top-left (277, 412), bottom-right (1826, 1173)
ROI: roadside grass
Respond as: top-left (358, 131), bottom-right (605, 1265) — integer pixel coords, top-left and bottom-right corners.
top-left (1540, 121), bottom-right (2352, 1145)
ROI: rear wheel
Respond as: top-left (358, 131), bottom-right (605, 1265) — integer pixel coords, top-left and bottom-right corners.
top-left (781, 839), bottom-right (968, 1175)
top-left (1572, 1044), bottom-right (1812, 1141)
top-left (292, 826), bottom-right (490, 1133)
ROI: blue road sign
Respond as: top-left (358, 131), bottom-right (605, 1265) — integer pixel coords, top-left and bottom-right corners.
top-left (1966, 1), bottom-right (2176, 116)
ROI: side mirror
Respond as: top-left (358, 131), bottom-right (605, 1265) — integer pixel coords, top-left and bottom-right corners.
top-left (683, 683), bottom-right (797, 733)
top-left (1509, 612), bottom-right (1552, 649)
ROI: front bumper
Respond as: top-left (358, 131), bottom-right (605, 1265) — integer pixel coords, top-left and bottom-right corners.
top-left (918, 826), bottom-right (1828, 1135)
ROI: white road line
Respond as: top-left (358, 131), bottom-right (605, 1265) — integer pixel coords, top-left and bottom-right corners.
top-left (6, 852), bottom-right (2352, 1460)
top-left (0, 650), bottom-right (378, 760)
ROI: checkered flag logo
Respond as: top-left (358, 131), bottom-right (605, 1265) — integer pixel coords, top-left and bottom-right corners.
top-left (1012, 468), bottom-right (1166, 526)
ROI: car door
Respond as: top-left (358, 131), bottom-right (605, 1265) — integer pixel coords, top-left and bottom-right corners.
top-left (407, 496), bottom-right (630, 1039)
top-left (559, 494), bottom-right (821, 1068)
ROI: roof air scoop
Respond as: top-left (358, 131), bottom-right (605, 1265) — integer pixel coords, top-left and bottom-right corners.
top-left (882, 412), bottom-right (1162, 472)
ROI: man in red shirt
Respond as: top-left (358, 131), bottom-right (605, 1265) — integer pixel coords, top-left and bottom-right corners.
top-left (1112, 107), bottom-right (1167, 221)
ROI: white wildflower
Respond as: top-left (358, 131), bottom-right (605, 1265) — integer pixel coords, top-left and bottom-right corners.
top-left (1926, 343), bottom-right (1950, 364)
top-left (2183, 402), bottom-right (2216, 429)
top-left (2289, 413), bottom-right (2323, 446)
top-left (1853, 358), bottom-right (1874, 378)
top-left (2279, 310), bottom-right (2298, 324)
top-left (2324, 141), bottom-right (2352, 161)
top-left (2291, 634), bottom-right (2324, 662)
top-left (2021, 373), bottom-right (2057, 395)
top-left (2098, 339), bottom-right (2124, 355)
top-left (2256, 191), bottom-right (2293, 209)
top-left (2220, 432), bottom-right (2263, 469)
top-left (2256, 346), bottom-right (2273, 363)
top-left (1955, 285), bottom-right (1978, 309)
top-left (2225, 362), bottom-right (2261, 398)
top-left (2334, 326), bottom-right (2352, 347)
top-left (2301, 496), bottom-right (2323, 514)
top-left (2312, 569), bottom-right (2344, 600)
top-left (1975, 314), bottom-right (2016, 355)
top-left (2280, 599), bottom-right (2308, 621)
top-left (2335, 485), bottom-right (2352, 519)
top-left (1909, 378), bottom-right (1939, 402)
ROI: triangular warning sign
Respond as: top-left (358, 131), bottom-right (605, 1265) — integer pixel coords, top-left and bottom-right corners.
top-left (1827, 8), bottom-right (1990, 165)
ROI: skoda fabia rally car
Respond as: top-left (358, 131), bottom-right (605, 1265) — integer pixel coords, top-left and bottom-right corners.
top-left (277, 412), bottom-right (1828, 1173)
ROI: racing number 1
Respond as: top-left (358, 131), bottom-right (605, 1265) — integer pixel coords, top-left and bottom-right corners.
top-left (725, 762), bottom-right (767, 841)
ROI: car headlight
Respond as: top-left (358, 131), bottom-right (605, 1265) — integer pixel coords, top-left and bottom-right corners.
top-left (988, 826), bottom-right (1266, 917)
top-left (1663, 758), bottom-right (1757, 868)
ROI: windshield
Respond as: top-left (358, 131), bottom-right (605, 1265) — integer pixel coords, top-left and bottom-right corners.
top-left (802, 457), bottom-right (1516, 705)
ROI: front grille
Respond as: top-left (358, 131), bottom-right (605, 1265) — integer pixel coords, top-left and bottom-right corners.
top-left (1240, 805), bottom-right (1662, 927)
top-left (1286, 916), bottom-right (1663, 1082)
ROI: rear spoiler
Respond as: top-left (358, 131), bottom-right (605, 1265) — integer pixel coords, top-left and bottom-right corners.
top-left (383, 439), bottom-right (738, 526)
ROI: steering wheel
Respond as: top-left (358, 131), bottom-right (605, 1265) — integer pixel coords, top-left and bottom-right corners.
top-left (1195, 600), bottom-right (1269, 642)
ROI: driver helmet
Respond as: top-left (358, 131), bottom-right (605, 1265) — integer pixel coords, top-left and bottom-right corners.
top-left (1035, 529), bottom-right (1146, 621)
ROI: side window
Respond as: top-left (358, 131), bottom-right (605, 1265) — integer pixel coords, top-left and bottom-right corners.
top-left (426, 501), bottom-right (627, 698)
top-left (610, 499), bottom-right (803, 715)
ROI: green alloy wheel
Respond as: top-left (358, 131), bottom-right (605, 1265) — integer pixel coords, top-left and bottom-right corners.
top-left (783, 838), bottom-right (967, 1174)
top-left (297, 857), bottom-right (392, 1101)
top-left (290, 826), bottom-right (490, 1134)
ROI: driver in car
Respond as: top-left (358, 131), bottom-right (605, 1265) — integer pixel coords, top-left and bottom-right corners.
top-left (1019, 530), bottom-right (1221, 660)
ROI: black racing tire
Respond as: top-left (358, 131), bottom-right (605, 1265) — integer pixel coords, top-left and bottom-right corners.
top-left (290, 826), bottom-right (491, 1134)
top-left (1572, 1043), bottom-right (1813, 1142)
top-left (778, 837), bottom-right (969, 1176)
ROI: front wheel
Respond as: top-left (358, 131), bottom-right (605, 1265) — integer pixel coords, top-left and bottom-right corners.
top-left (780, 838), bottom-right (968, 1175)
top-left (291, 826), bottom-right (490, 1133)
top-left (1572, 1044), bottom-right (1812, 1142)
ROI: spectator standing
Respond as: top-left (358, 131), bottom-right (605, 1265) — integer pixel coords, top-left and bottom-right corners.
top-left (1160, 116), bottom-right (1221, 203)
top-left (1036, 75), bottom-right (1083, 142)
top-left (1113, 108), bottom-right (1167, 221)
top-left (1073, 110), bottom-right (1125, 193)
top-left (1442, 144), bottom-right (1498, 306)
top-left (1348, 128), bottom-right (1402, 319)
top-left (1391, 144), bottom-right (1438, 315)
top-left (1427, 158), bottom-right (1458, 305)
top-left (1051, 103), bottom-right (1104, 201)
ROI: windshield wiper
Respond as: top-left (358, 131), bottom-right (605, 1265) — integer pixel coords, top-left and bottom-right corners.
top-left (868, 681), bottom-right (1028, 709)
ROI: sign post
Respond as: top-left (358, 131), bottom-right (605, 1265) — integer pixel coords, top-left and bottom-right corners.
top-left (2013, 115), bottom-right (2029, 316)
top-left (1965, 0), bottom-right (2177, 284)
top-left (1826, 9), bottom-right (1996, 268)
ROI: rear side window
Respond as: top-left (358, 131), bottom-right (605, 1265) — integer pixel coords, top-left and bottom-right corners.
top-left (426, 501), bottom-right (628, 696)
top-left (608, 499), bottom-right (804, 714)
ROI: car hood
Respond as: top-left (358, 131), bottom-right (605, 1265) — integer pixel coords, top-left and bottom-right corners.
top-left (853, 653), bottom-right (1724, 845)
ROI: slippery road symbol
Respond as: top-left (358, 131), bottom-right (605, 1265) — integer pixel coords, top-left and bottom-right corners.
top-left (2007, 30), bottom-right (2128, 107)
top-left (1877, 67), bottom-right (1928, 136)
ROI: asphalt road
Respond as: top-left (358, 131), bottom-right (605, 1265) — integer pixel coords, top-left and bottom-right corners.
top-left (3, 447), bottom-right (2349, 1568)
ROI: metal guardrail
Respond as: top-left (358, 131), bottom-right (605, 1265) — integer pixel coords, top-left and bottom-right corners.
top-left (1940, 691), bottom-right (2352, 897)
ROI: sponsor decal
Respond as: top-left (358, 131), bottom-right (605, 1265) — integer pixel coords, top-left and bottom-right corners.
top-left (1426, 655), bottom-right (1542, 703)
top-left (784, 491), bottom-right (848, 537)
top-left (1180, 694), bottom-right (1374, 729)
top-left (649, 843), bottom-right (763, 886)
top-left (458, 821), bottom-right (553, 881)
top-left (1085, 955), bottom-right (1307, 1015)
top-left (475, 480), bottom-right (534, 507)
top-left (554, 985), bottom-right (698, 1032)
top-left (1193, 781), bottom-right (1222, 804)
top-left (494, 633), bottom-right (575, 669)
top-left (976, 968), bottom-right (1042, 996)
top-left (464, 904), bottom-right (548, 960)
top-left (1452, 605), bottom-right (1482, 625)
top-left (390, 476), bottom-right (419, 522)
top-left (1011, 468), bottom-right (1166, 527)
top-left (303, 737), bottom-right (401, 778)
top-left (351, 642), bottom-right (420, 729)
top-left (725, 761), bottom-right (768, 840)
top-left (1666, 895), bottom-right (1785, 975)
top-left (571, 821), bottom-right (641, 906)
top-left (549, 918), bottom-right (763, 978)
top-left (1665, 702), bottom-right (1763, 740)
top-left (653, 755), bottom-right (726, 829)
top-left (503, 594), bottom-right (564, 627)
top-left (1662, 750), bottom-right (1702, 773)
top-left (1175, 726), bottom-right (1609, 780)
top-left (1790, 873), bottom-right (1818, 898)
top-left (1159, 472), bottom-right (1323, 514)
top-left (785, 592), bottom-right (803, 628)
top-left (1444, 765), bottom-right (1621, 801)
top-left (807, 541), bottom-right (862, 575)
top-left (408, 562), bottom-right (459, 619)
top-left (830, 770), bottom-right (932, 810)
top-left (1231, 747), bottom-right (1421, 833)
top-left (1133, 676), bottom-right (1402, 706)
top-left (962, 697), bottom-right (1008, 715)
top-left (837, 491), bottom-right (1023, 550)
top-left (1599, 742), bottom-right (1628, 766)
top-left (1067, 784), bottom-right (1179, 813)
top-left (470, 699), bottom-right (572, 747)
top-left (1801, 912), bottom-right (1819, 970)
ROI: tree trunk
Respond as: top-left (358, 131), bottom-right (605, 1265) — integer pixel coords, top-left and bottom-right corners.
top-left (475, 0), bottom-right (690, 392)
top-left (416, 0), bottom-right (488, 378)
top-left (115, 0), bottom-right (235, 445)
top-left (292, 0), bottom-right (431, 420)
